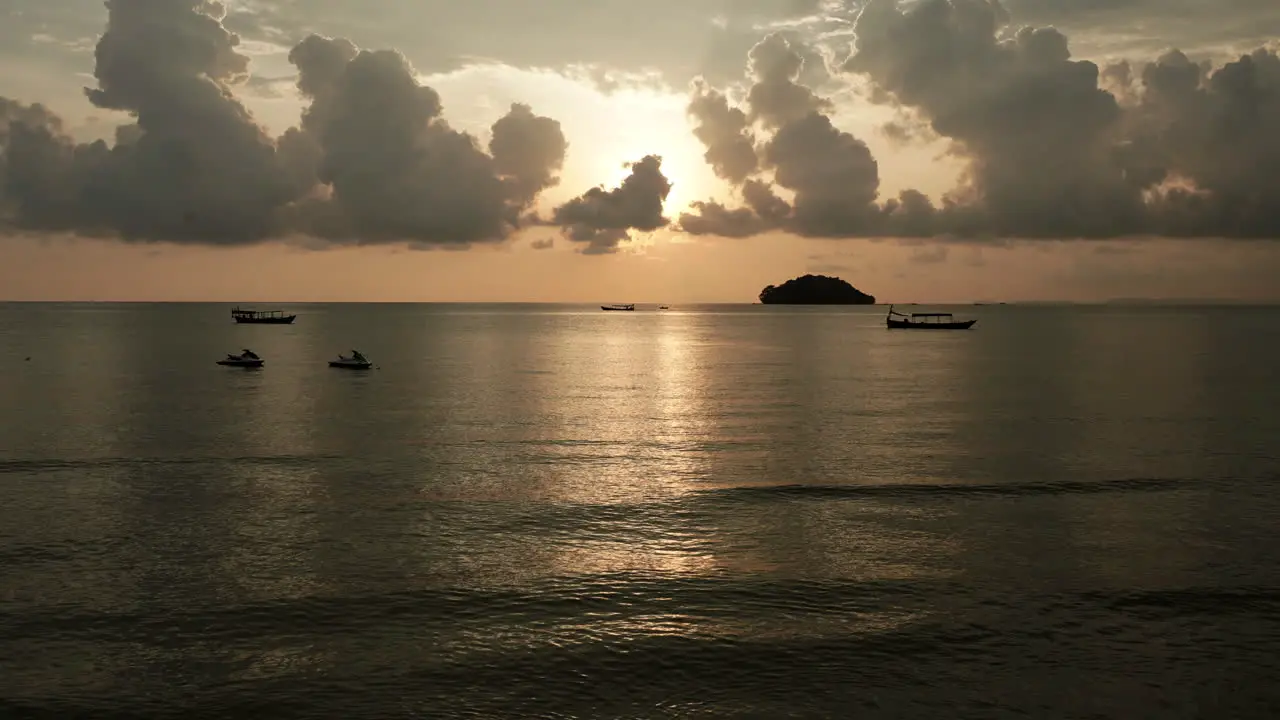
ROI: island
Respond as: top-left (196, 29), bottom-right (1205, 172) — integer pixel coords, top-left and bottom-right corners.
top-left (758, 274), bottom-right (876, 305)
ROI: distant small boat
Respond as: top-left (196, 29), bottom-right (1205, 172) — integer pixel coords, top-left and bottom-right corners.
top-left (217, 349), bottom-right (264, 367)
top-left (232, 307), bottom-right (296, 324)
top-left (601, 304), bottom-right (635, 312)
top-left (658, 305), bottom-right (670, 310)
top-left (329, 350), bottom-right (372, 369)
top-left (886, 305), bottom-right (976, 330)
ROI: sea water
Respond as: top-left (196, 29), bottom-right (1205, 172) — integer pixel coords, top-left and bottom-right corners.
top-left (1, 302), bottom-right (1278, 718)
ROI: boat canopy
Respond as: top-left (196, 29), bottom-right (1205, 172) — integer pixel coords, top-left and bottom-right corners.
top-left (232, 307), bottom-right (288, 317)
top-left (888, 305), bottom-right (953, 319)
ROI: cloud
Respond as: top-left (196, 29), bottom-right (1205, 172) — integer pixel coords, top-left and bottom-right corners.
top-left (7, 0), bottom-right (1279, 254)
top-left (679, 32), bottom-right (919, 239)
top-left (678, 0), bottom-right (1280, 242)
top-left (744, 32), bottom-right (833, 129)
top-left (909, 245), bottom-right (949, 264)
top-left (0, 1), bottom-right (579, 250)
top-left (550, 155), bottom-right (673, 254)
top-left (1125, 47), bottom-right (1280, 237)
top-left (490, 103), bottom-right (569, 208)
top-left (203, 0), bottom-right (840, 89)
top-left (280, 36), bottom-right (566, 245)
top-left (4, 0), bottom-right (296, 243)
top-left (0, 2), bottom-right (106, 64)
top-left (241, 74), bottom-right (296, 98)
top-left (687, 81), bottom-right (759, 185)
top-left (999, 0), bottom-right (1280, 56)
top-left (7, 1), bottom-right (1276, 98)
top-left (845, 0), bottom-right (1140, 239)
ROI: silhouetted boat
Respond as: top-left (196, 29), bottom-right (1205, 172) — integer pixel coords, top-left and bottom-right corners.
top-left (601, 304), bottom-right (635, 311)
top-left (216, 349), bottom-right (264, 367)
top-left (232, 307), bottom-right (296, 324)
top-left (329, 350), bottom-right (373, 369)
top-left (658, 305), bottom-right (670, 310)
top-left (886, 305), bottom-right (976, 330)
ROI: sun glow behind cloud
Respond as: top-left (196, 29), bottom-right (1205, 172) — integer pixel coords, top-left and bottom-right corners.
top-left (228, 54), bottom-right (965, 258)
top-left (414, 65), bottom-right (723, 217)
top-left (237, 60), bottom-right (728, 242)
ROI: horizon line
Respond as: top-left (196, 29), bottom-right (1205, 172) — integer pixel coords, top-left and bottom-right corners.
top-left (1, 298), bottom-right (1277, 306)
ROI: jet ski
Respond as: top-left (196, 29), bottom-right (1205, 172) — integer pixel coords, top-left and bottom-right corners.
top-left (216, 349), bottom-right (264, 367)
top-left (329, 349), bottom-right (372, 369)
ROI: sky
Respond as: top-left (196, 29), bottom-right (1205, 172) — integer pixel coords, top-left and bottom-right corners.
top-left (1, 0), bottom-right (1279, 303)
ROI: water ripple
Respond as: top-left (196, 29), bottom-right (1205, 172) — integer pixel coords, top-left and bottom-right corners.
top-left (697, 476), bottom-right (1198, 500)
top-left (5, 578), bottom-right (1280, 718)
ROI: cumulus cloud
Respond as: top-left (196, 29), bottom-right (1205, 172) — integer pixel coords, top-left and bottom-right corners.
top-left (846, 0), bottom-right (1143, 238)
top-left (7, 0), bottom-right (1280, 253)
top-left (550, 155), bottom-right (673, 254)
top-left (280, 36), bottom-right (568, 245)
top-left (679, 31), bottom-right (921, 239)
top-left (2, 0), bottom-right (296, 243)
top-left (490, 103), bottom-right (570, 209)
top-left (687, 81), bottom-right (759, 185)
top-left (745, 32), bottom-right (834, 129)
top-left (1128, 47), bottom-right (1280, 237)
top-left (0, 0), bottom-right (573, 249)
top-left (678, 0), bottom-right (1280, 242)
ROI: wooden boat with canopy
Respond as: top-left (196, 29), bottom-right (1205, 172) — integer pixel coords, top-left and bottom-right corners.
top-left (232, 307), bottom-right (297, 324)
top-left (886, 305), bottom-right (976, 330)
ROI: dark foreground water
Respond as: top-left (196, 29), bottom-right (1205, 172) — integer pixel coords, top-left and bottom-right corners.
top-left (2, 302), bottom-right (1279, 719)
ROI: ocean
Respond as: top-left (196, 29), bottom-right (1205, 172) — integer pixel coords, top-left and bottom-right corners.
top-left (1, 302), bottom-right (1278, 718)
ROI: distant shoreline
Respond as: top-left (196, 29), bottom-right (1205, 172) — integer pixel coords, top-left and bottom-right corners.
top-left (0, 299), bottom-right (1277, 306)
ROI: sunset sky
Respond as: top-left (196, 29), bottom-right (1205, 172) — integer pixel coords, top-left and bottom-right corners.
top-left (2, 0), bottom-right (1279, 302)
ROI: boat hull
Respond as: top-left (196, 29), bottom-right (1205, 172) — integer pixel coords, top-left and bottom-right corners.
top-left (328, 361), bottom-right (372, 369)
top-left (887, 318), bottom-right (976, 330)
top-left (234, 315), bottom-right (296, 324)
top-left (601, 306), bottom-right (634, 311)
top-left (216, 360), bottom-right (264, 367)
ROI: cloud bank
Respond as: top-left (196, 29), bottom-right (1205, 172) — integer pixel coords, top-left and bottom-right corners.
top-left (3, 0), bottom-right (1280, 253)
top-left (217, 0), bottom-right (837, 89)
top-left (679, 0), bottom-right (1280, 241)
top-left (0, 0), bottom-right (671, 251)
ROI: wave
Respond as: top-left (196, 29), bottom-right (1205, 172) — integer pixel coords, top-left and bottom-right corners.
top-left (1087, 586), bottom-right (1280, 617)
top-left (5, 576), bottom-right (1279, 718)
top-left (693, 476), bottom-right (1199, 500)
top-left (0, 454), bottom-right (345, 475)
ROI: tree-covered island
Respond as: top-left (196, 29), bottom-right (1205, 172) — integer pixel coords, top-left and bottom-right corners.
top-left (758, 274), bottom-right (876, 305)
